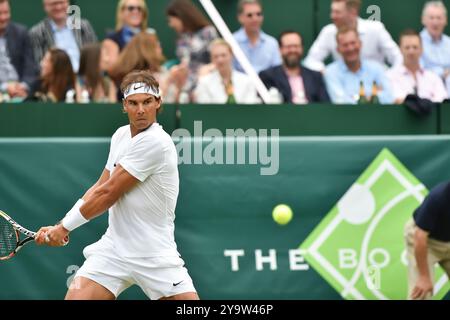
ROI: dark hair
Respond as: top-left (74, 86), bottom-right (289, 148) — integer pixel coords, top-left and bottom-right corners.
top-left (166, 0), bottom-right (211, 33)
top-left (120, 70), bottom-right (160, 100)
top-left (42, 48), bottom-right (75, 102)
top-left (336, 26), bottom-right (359, 43)
top-left (278, 30), bottom-right (303, 47)
top-left (237, 0), bottom-right (262, 15)
top-left (0, 0), bottom-right (9, 4)
top-left (79, 43), bottom-right (102, 93)
top-left (399, 29), bottom-right (422, 45)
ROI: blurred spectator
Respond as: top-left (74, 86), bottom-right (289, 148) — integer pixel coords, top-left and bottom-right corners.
top-left (304, 0), bottom-right (402, 72)
top-left (102, 0), bottom-right (152, 74)
top-left (420, 1), bottom-right (450, 80)
top-left (233, 0), bottom-right (281, 73)
top-left (76, 43), bottom-right (117, 103)
top-left (0, 0), bottom-right (38, 99)
top-left (29, 0), bottom-right (97, 72)
top-left (259, 31), bottom-right (330, 104)
top-left (28, 48), bottom-right (75, 102)
top-left (166, 0), bottom-right (218, 94)
top-left (324, 27), bottom-right (394, 104)
top-left (404, 181), bottom-right (450, 300)
top-left (387, 30), bottom-right (447, 104)
top-left (110, 32), bottom-right (184, 103)
top-left (194, 39), bottom-right (259, 104)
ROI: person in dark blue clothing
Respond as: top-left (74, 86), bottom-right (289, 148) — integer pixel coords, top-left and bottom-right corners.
top-left (404, 181), bottom-right (450, 300)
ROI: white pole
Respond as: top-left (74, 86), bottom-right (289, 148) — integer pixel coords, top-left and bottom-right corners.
top-left (199, 0), bottom-right (271, 104)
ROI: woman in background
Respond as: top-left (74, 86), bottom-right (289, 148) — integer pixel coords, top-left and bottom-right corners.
top-left (110, 32), bottom-right (187, 103)
top-left (166, 0), bottom-right (218, 97)
top-left (77, 44), bottom-right (117, 103)
top-left (194, 39), bottom-right (259, 104)
top-left (29, 48), bottom-right (75, 102)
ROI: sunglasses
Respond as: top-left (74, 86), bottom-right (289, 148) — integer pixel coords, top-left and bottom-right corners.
top-left (246, 12), bottom-right (263, 18)
top-left (125, 5), bottom-right (143, 12)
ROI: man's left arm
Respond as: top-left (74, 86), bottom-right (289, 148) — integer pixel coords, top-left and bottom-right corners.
top-left (315, 72), bottom-right (331, 103)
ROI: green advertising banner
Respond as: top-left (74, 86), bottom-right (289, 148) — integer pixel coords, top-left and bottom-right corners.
top-left (0, 137), bottom-right (450, 300)
top-left (300, 149), bottom-right (450, 300)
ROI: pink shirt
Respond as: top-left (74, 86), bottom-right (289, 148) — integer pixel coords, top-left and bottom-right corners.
top-left (386, 65), bottom-right (448, 103)
top-left (287, 74), bottom-right (309, 104)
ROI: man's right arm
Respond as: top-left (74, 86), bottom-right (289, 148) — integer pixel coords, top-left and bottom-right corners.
top-left (411, 227), bottom-right (434, 299)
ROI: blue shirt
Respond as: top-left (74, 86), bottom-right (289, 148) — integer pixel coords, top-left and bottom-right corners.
top-left (420, 29), bottom-right (450, 79)
top-left (324, 59), bottom-right (394, 104)
top-left (414, 181), bottom-right (450, 242)
top-left (232, 28), bottom-right (282, 73)
top-left (50, 19), bottom-right (80, 72)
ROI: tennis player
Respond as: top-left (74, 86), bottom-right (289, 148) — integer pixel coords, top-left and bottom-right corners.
top-left (35, 70), bottom-right (198, 300)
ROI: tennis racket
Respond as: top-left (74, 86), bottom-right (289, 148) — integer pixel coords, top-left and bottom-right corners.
top-left (0, 210), bottom-right (37, 261)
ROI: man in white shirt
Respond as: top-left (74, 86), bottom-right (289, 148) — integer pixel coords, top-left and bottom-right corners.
top-left (36, 70), bottom-right (198, 301)
top-left (387, 29), bottom-right (448, 104)
top-left (304, 0), bottom-right (402, 72)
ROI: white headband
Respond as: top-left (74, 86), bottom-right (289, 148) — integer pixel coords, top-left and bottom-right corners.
top-left (123, 82), bottom-right (161, 99)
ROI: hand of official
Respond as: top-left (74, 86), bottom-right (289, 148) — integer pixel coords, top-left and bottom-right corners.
top-left (411, 275), bottom-right (434, 300)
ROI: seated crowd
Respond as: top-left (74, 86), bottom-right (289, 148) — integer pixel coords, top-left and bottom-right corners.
top-left (0, 0), bottom-right (449, 105)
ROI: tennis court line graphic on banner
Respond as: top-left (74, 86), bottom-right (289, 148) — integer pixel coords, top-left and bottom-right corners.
top-left (300, 148), bottom-right (450, 300)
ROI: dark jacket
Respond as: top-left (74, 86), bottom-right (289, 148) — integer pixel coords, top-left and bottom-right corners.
top-left (259, 65), bottom-right (330, 103)
top-left (4, 22), bottom-right (39, 88)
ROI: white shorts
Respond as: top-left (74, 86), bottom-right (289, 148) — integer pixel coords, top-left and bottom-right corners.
top-left (74, 237), bottom-right (196, 300)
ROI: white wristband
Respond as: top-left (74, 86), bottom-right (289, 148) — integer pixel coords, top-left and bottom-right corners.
top-left (62, 199), bottom-right (89, 232)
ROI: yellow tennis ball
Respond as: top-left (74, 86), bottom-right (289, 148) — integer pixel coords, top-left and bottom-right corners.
top-left (272, 204), bottom-right (293, 225)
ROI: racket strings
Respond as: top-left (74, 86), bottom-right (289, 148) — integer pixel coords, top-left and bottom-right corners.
top-left (0, 217), bottom-right (17, 257)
